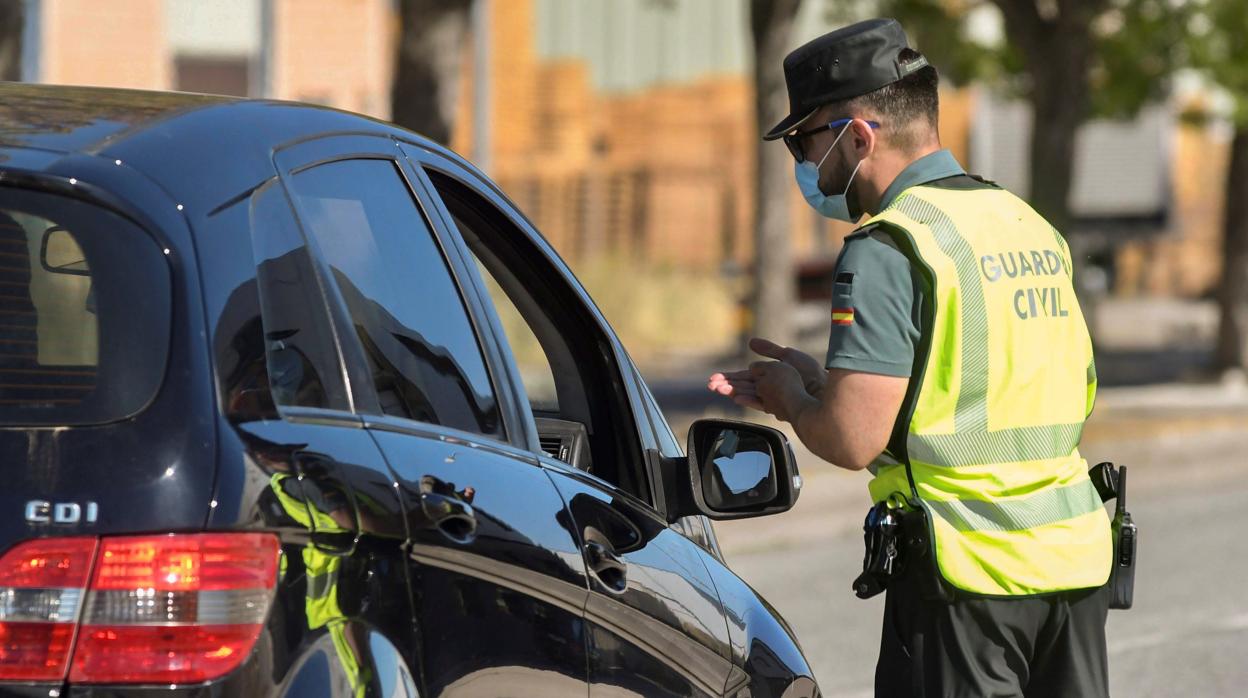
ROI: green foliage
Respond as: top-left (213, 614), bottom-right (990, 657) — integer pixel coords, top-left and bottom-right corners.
top-left (1178, 101), bottom-right (1214, 128)
top-left (1090, 0), bottom-right (1192, 119)
top-left (877, 0), bottom-right (1012, 87)
top-left (829, 0), bottom-right (1186, 120)
top-left (1187, 0), bottom-right (1248, 124)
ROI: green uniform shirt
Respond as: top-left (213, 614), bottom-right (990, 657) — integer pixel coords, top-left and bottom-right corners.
top-left (825, 149), bottom-right (966, 376)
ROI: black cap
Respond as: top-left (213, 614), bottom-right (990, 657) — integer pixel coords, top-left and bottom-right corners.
top-left (763, 18), bottom-right (928, 141)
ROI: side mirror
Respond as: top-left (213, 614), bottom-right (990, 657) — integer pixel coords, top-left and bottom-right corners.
top-left (40, 226), bottom-right (90, 276)
top-left (665, 418), bottom-right (801, 522)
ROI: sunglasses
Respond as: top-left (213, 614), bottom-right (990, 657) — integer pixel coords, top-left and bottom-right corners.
top-left (783, 118), bottom-right (881, 162)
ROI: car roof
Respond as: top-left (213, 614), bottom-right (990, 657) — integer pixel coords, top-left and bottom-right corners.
top-left (0, 82), bottom-right (469, 214)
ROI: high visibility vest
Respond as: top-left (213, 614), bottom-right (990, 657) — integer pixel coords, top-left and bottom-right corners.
top-left (329, 621), bottom-right (368, 698)
top-left (272, 476), bottom-right (365, 694)
top-left (270, 474), bottom-right (345, 626)
top-left (862, 182), bottom-right (1111, 596)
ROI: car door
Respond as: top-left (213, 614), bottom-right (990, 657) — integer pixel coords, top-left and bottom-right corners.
top-left (277, 136), bottom-right (591, 696)
top-left (406, 150), bottom-right (742, 697)
top-left (195, 173), bottom-right (418, 696)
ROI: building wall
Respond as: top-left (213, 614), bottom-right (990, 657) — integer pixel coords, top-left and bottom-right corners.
top-left (25, 0), bottom-right (1225, 295)
top-left (40, 0), bottom-right (170, 89)
top-left (270, 0), bottom-right (393, 118)
top-left (470, 0), bottom-right (980, 271)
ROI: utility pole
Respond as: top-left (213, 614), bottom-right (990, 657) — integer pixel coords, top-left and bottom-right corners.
top-left (256, 0), bottom-right (274, 98)
top-left (471, 0), bottom-right (491, 172)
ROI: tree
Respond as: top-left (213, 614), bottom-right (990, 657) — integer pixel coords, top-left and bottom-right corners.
top-left (818, 0), bottom-right (1185, 353)
top-left (853, 0), bottom-right (1183, 236)
top-left (990, 0), bottom-right (1107, 236)
top-left (0, 0), bottom-right (22, 82)
top-left (1188, 0), bottom-right (1248, 372)
top-left (391, 0), bottom-right (473, 145)
top-left (749, 0), bottom-right (804, 348)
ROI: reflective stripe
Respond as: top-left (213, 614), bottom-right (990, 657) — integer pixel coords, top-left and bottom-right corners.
top-left (1050, 225), bottom-right (1072, 278)
top-left (895, 194), bottom-right (989, 432)
top-left (908, 422), bottom-right (1085, 467)
top-left (1086, 360), bottom-right (1098, 416)
top-left (307, 571), bottom-right (335, 600)
top-left (924, 482), bottom-right (1103, 533)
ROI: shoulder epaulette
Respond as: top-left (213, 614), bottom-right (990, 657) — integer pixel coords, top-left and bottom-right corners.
top-left (966, 173), bottom-right (1002, 188)
top-left (845, 223), bottom-right (879, 241)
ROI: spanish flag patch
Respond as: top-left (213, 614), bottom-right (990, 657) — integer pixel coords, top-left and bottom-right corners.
top-left (832, 307), bottom-right (855, 326)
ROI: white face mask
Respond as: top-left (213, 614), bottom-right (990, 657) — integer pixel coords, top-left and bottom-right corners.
top-left (793, 121), bottom-right (864, 222)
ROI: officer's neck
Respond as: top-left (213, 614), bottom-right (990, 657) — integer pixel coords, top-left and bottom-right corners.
top-left (856, 143), bottom-right (942, 216)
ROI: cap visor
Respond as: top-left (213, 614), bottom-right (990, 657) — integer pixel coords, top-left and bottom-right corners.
top-left (763, 107), bottom-right (819, 141)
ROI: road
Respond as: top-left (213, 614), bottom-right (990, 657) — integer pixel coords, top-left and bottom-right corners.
top-left (713, 426), bottom-right (1248, 698)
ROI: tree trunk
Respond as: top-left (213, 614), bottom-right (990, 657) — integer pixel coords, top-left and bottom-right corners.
top-left (992, 0), bottom-right (1106, 344)
top-left (0, 0), bottom-right (22, 82)
top-left (1215, 125), bottom-right (1248, 372)
top-left (992, 0), bottom-right (1103, 236)
top-left (1026, 41), bottom-right (1090, 236)
top-left (391, 0), bottom-right (472, 145)
top-left (748, 0), bottom-right (802, 349)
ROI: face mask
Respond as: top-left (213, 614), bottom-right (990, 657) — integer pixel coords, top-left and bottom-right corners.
top-left (794, 121), bottom-right (864, 223)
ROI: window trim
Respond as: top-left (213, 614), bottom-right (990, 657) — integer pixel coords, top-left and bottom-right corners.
top-left (362, 411), bottom-right (543, 466)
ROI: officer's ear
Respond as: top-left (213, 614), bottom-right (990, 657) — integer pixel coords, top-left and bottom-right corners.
top-left (849, 118), bottom-right (877, 159)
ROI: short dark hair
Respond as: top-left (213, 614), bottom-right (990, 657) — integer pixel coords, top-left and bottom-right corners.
top-left (826, 49), bottom-right (939, 153)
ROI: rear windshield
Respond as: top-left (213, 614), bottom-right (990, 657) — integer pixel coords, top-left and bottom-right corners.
top-left (0, 188), bottom-right (170, 425)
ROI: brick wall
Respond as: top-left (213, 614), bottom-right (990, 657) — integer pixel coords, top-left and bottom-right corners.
top-left (34, 0), bottom-right (1223, 296)
top-left (462, 0), bottom-right (984, 272)
top-left (271, 0), bottom-right (393, 118)
top-left (41, 0), bottom-right (170, 89)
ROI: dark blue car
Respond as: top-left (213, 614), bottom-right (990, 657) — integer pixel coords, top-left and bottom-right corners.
top-left (0, 82), bottom-right (818, 698)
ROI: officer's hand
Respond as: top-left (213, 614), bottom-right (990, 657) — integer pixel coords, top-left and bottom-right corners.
top-left (748, 337), bottom-right (826, 397)
top-left (707, 369), bottom-right (764, 411)
top-left (748, 360), bottom-right (808, 423)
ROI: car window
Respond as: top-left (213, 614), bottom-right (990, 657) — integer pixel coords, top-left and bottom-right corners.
top-left (0, 189), bottom-right (169, 425)
top-left (196, 178), bottom-right (349, 421)
top-left (469, 240), bottom-right (558, 412)
top-left (288, 158), bottom-right (503, 439)
top-left (249, 180), bottom-right (349, 412)
top-left (426, 168), bottom-right (651, 504)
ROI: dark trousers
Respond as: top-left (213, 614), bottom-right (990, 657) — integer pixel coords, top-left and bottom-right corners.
top-left (875, 569), bottom-right (1110, 698)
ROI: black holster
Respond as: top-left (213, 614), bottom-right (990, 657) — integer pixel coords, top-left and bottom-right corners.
top-left (854, 497), bottom-right (954, 602)
top-left (1092, 462), bottom-right (1136, 610)
top-left (852, 500), bottom-right (899, 599)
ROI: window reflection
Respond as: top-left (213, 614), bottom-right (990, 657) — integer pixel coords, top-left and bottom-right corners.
top-left (290, 159), bottom-right (501, 438)
top-left (203, 180), bottom-right (349, 422)
top-left (0, 193), bottom-right (170, 425)
top-left (250, 181), bottom-right (344, 411)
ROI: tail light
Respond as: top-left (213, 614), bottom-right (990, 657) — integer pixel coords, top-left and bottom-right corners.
top-left (0, 533), bottom-right (279, 685)
top-left (0, 537), bottom-right (96, 681)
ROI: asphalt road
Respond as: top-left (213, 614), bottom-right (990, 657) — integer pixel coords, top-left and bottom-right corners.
top-left (715, 427), bottom-right (1248, 698)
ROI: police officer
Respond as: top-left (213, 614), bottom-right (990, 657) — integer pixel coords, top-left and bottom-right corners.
top-left (708, 18), bottom-right (1111, 697)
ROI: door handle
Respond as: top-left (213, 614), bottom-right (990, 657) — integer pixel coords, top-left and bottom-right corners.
top-left (585, 540), bottom-right (628, 594)
top-left (420, 491), bottom-right (477, 544)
